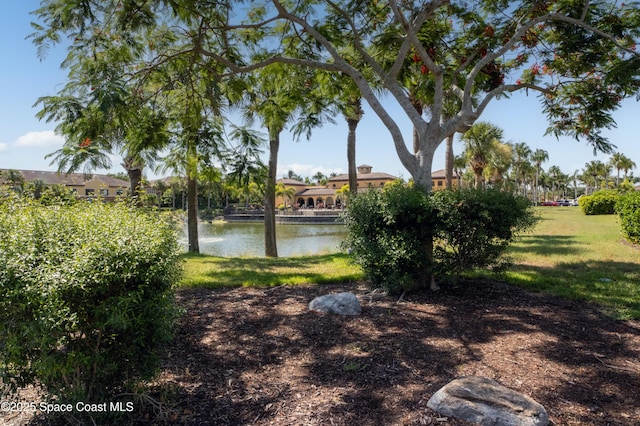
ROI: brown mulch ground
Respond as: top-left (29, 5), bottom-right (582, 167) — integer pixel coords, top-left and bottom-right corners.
top-left (4, 280), bottom-right (640, 425)
top-left (154, 281), bottom-right (640, 426)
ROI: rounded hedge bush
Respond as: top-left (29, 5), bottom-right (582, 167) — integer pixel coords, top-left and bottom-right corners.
top-left (0, 198), bottom-right (182, 421)
top-left (616, 191), bottom-right (640, 245)
top-left (578, 189), bottom-right (620, 215)
top-left (341, 181), bottom-right (437, 295)
top-left (341, 184), bottom-right (536, 295)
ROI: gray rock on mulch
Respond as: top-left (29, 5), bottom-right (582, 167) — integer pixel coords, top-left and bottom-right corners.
top-left (309, 291), bottom-right (361, 315)
top-left (427, 376), bottom-right (549, 426)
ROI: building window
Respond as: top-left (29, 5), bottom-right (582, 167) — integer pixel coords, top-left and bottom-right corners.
top-left (116, 189), bottom-right (124, 196)
top-left (85, 188), bottom-right (95, 196)
top-left (100, 189), bottom-right (109, 197)
top-left (437, 180), bottom-right (443, 187)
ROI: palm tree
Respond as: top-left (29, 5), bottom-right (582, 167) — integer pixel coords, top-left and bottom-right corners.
top-left (321, 71), bottom-right (364, 196)
top-left (225, 126), bottom-right (267, 209)
top-left (453, 154), bottom-right (467, 188)
top-left (570, 170), bottom-right (580, 200)
top-left (512, 142), bottom-right (532, 196)
top-left (334, 184), bottom-right (351, 209)
top-left (583, 160), bottom-right (607, 194)
top-left (485, 142), bottom-right (512, 188)
top-left (286, 170), bottom-right (303, 181)
top-left (609, 152), bottom-right (637, 186)
top-left (461, 122), bottom-right (504, 189)
top-left (275, 183), bottom-right (296, 209)
top-left (621, 156), bottom-right (637, 181)
top-left (313, 171), bottom-right (327, 186)
top-left (547, 165), bottom-right (563, 200)
top-left (531, 149), bottom-right (549, 204)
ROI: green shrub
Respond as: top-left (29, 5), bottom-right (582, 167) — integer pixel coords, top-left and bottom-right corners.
top-left (431, 188), bottom-right (536, 277)
top-left (341, 182), bottom-right (437, 295)
top-left (342, 185), bottom-right (536, 295)
top-left (0, 199), bottom-right (182, 422)
top-left (616, 191), bottom-right (640, 245)
top-left (579, 189), bottom-right (620, 215)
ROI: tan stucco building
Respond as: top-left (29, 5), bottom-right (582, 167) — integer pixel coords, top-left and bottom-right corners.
top-left (276, 165), bottom-right (461, 209)
top-left (1, 169), bottom-right (129, 201)
top-left (277, 164), bottom-right (398, 209)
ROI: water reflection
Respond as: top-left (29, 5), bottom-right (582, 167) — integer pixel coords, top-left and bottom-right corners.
top-left (186, 222), bottom-right (348, 257)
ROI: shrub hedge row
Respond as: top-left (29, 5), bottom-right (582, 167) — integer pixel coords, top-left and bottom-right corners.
top-left (616, 191), bottom-right (640, 245)
top-left (578, 189), bottom-right (620, 215)
top-left (0, 196), bottom-right (182, 423)
top-left (341, 184), bottom-right (537, 295)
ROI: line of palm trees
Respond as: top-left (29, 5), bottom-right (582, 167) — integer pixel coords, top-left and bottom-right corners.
top-left (143, 167), bottom-right (340, 211)
top-left (458, 122), bottom-right (637, 202)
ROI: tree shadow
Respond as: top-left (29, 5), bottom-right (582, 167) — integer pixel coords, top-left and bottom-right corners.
top-left (510, 234), bottom-right (583, 256)
top-left (508, 260), bottom-right (640, 319)
top-left (181, 253), bottom-right (362, 288)
top-left (126, 279), bottom-right (640, 425)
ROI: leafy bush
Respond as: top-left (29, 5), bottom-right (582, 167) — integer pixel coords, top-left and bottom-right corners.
top-left (616, 191), bottom-right (640, 245)
top-left (341, 182), bottom-right (437, 295)
top-left (342, 185), bottom-right (536, 294)
top-left (432, 188), bottom-right (536, 277)
top-left (579, 189), bottom-right (620, 215)
top-left (0, 199), bottom-right (182, 422)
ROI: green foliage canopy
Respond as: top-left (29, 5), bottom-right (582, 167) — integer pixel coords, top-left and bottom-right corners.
top-left (29, 0), bottom-right (640, 189)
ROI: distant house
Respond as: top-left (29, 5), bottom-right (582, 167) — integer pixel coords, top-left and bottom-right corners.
top-left (275, 165), bottom-right (463, 209)
top-left (0, 169), bottom-right (129, 201)
top-left (431, 169), bottom-right (461, 191)
top-left (275, 165), bottom-right (398, 209)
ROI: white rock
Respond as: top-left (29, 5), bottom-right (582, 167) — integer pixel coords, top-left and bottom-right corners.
top-left (309, 292), bottom-right (361, 316)
top-left (427, 376), bottom-right (548, 426)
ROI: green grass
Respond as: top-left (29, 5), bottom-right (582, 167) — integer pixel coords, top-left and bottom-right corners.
top-left (179, 252), bottom-right (364, 288)
top-left (179, 207), bottom-right (640, 319)
top-left (501, 207), bottom-right (640, 319)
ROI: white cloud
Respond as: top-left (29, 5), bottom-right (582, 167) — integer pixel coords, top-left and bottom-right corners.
top-left (14, 131), bottom-right (64, 148)
top-left (0, 143), bottom-right (7, 152)
top-left (278, 163), bottom-right (344, 179)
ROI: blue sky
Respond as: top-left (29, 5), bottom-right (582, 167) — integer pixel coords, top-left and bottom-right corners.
top-left (2, 1), bottom-right (639, 181)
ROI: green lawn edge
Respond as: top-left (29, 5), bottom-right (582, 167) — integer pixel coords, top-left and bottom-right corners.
top-left (179, 208), bottom-right (640, 319)
top-left (179, 252), bottom-right (364, 289)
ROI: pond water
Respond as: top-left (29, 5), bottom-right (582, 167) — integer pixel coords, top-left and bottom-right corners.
top-left (185, 222), bottom-right (349, 257)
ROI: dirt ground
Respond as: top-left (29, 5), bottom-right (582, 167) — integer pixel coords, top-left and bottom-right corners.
top-left (4, 280), bottom-right (640, 425)
top-left (154, 281), bottom-right (640, 425)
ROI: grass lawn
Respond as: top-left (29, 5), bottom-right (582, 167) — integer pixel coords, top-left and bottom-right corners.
top-left (179, 207), bottom-right (640, 319)
top-left (180, 252), bottom-right (364, 288)
top-left (503, 207), bottom-right (640, 319)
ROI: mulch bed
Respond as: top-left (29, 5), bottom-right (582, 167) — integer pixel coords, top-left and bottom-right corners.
top-left (152, 281), bottom-right (640, 425)
top-left (5, 280), bottom-right (640, 425)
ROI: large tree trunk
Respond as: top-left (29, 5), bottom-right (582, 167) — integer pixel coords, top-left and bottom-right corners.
top-left (474, 169), bottom-right (484, 189)
top-left (187, 174), bottom-right (199, 253)
top-left (444, 134), bottom-right (455, 189)
top-left (264, 130), bottom-right (279, 257)
top-left (346, 117), bottom-right (359, 196)
top-left (123, 156), bottom-right (143, 205)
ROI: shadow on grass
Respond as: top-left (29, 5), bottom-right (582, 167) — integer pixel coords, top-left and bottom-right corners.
top-left (180, 252), bottom-right (364, 288)
top-left (510, 235), bottom-right (583, 256)
top-left (507, 260), bottom-right (640, 319)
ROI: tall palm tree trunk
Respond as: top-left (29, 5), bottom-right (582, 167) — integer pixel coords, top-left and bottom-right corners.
top-left (187, 175), bottom-right (199, 253)
top-left (264, 130), bottom-right (279, 257)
